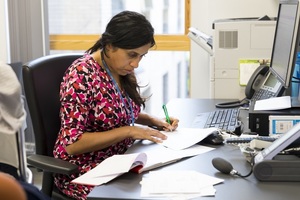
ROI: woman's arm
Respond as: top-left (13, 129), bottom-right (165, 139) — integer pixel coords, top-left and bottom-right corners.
top-left (64, 112), bottom-right (179, 156)
top-left (65, 125), bottom-right (167, 155)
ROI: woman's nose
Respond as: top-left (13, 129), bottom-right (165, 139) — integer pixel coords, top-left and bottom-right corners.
top-left (130, 58), bottom-right (141, 68)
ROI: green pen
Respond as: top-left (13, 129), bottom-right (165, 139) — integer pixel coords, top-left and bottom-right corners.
top-left (162, 104), bottom-right (171, 124)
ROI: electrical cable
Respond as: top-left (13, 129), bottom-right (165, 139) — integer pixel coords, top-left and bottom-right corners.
top-left (215, 98), bottom-right (249, 108)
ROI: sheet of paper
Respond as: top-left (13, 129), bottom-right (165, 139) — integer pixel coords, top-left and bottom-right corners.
top-left (72, 141), bottom-right (215, 186)
top-left (126, 140), bottom-right (215, 173)
top-left (140, 185), bottom-right (216, 199)
top-left (140, 170), bottom-right (223, 198)
top-left (71, 153), bottom-right (146, 185)
top-left (146, 170), bottom-right (223, 193)
top-left (140, 145), bottom-right (214, 172)
top-left (254, 96), bottom-right (291, 110)
top-left (72, 174), bottom-right (118, 186)
top-left (160, 127), bottom-right (217, 150)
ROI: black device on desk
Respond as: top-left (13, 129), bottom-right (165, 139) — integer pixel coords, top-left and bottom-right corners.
top-left (252, 122), bottom-right (300, 181)
top-left (213, 112), bottom-right (300, 182)
top-left (245, 66), bottom-right (285, 101)
top-left (248, 103), bottom-right (300, 136)
top-left (201, 130), bottom-right (224, 145)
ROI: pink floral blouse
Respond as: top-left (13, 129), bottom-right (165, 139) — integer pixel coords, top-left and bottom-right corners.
top-left (53, 54), bottom-right (140, 200)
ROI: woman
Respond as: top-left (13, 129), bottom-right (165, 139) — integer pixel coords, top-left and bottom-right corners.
top-left (53, 11), bottom-right (179, 199)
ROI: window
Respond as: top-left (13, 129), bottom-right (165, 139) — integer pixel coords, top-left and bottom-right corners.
top-left (47, 0), bottom-right (190, 114)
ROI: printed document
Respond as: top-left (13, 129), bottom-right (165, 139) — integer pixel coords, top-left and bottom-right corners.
top-left (160, 127), bottom-right (218, 150)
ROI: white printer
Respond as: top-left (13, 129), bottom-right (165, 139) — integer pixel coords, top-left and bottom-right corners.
top-left (189, 17), bottom-right (276, 99)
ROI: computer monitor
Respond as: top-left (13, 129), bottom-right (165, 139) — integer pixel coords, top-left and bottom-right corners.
top-left (269, 0), bottom-right (300, 90)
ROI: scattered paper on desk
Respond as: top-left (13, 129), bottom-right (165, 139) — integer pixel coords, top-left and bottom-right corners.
top-left (126, 139), bottom-right (215, 173)
top-left (72, 144), bottom-right (215, 186)
top-left (160, 128), bottom-right (218, 150)
top-left (140, 170), bottom-right (223, 199)
top-left (254, 96), bottom-right (291, 111)
top-left (140, 145), bottom-right (215, 172)
top-left (71, 153), bottom-right (146, 186)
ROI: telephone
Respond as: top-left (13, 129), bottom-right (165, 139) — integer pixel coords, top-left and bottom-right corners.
top-left (245, 65), bottom-right (285, 101)
top-left (245, 65), bottom-right (270, 99)
top-left (216, 65), bottom-right (285, 108)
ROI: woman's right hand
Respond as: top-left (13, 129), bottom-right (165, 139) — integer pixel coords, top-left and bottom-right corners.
top-left (128, 126), bottom-right (167, 143)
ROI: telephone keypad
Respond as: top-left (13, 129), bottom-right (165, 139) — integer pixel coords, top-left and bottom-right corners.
top-left (252, 89), bottom-right (276, 101)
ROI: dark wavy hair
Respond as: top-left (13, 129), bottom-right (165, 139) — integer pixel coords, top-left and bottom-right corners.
top-left (86, 11), bottom-right (155, 108)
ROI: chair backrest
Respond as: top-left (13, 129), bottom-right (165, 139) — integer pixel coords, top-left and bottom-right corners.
top-left (22, 53), bottom-right (82, 157)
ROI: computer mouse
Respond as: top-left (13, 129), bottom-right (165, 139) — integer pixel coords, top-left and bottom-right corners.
top-left (201, 131), bottom-right (224, 145)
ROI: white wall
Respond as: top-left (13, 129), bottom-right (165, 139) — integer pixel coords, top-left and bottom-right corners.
top-left (190, 0), bottom-right (280, 98)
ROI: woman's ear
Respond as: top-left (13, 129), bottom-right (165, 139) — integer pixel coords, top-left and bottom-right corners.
top-left (107, 44), bottom-right (118, 52)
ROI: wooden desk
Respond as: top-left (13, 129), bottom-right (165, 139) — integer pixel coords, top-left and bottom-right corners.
top-left (87, 98), bottom-right (300, 200)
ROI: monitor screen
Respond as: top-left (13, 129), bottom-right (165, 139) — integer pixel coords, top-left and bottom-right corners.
top-left (270, 0), bottom-right (300, 88)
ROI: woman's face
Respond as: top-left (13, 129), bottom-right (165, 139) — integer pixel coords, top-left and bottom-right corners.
top-left (105, 43), bottom-right (152, 76)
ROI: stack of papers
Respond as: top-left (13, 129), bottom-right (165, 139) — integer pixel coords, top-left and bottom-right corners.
top-left (141, 170), bottom-right (224, 199)
top-left (129, 144), bottom-right (215, 173)
top-left (72, 144), bottom-right (215, 186)
top-left (71, 127), bottom-right (217, 186)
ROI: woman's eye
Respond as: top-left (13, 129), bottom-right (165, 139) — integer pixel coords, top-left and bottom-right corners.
top-left (128, 52), bottom-right (146, 59)
top-left (128, 53), bottom-right (137, 58)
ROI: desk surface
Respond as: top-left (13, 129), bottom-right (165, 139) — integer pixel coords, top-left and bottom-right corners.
top-left (87, 98), bottom-right (300, 200)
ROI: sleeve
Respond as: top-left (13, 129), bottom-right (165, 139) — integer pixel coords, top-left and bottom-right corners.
top-left (0, 61), bottom-right (26, 135)
top-left (58, 61), bottom-right (94, 146)
top-left (0, 61), bottom-right (26, 168)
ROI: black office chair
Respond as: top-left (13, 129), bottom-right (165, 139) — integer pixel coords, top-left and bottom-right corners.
top-left (22, 53), bottom-right (83, 200)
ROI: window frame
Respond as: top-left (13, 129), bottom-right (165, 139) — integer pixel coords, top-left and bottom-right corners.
top-left (49, 0), bottom-right (190, 52)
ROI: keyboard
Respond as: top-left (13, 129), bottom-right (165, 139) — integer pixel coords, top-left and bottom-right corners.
top-left (191, 108), bottom-right (240, 133)
top-left (225, 136), bottom-right (278, 144)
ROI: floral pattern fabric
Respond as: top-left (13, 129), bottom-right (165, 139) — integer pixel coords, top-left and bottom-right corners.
top-left (53, 54), bottom-right (140, 200)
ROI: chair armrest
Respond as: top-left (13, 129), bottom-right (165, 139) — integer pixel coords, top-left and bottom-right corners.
top-left (27, 154), bottom-right (78, 175)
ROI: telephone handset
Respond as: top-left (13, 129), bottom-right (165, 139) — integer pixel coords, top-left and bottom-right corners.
top-left (245, 65), bottom-right (270, 99)
top-left (245, 65), bottom-right (285, 101)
